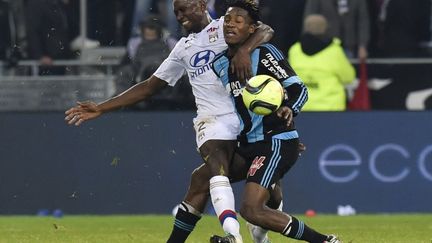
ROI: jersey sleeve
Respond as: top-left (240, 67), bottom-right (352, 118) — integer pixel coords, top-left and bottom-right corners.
top-left (257, 44), bottom-right (308, 116)
top-left (211, 51), bottom-right (230, 86)
top-left (153, 40), bottom-right (186, 86)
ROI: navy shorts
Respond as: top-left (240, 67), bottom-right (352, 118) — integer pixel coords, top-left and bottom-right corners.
top-left (237, 138), bottom-right (299, 189)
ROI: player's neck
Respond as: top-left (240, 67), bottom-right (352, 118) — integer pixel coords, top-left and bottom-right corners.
top-left (191, 12), bottom-right (212, 33)
top-left (201, 12), bottom-right (212, 30)
top-left (227, 45), bottom-right (241, 58)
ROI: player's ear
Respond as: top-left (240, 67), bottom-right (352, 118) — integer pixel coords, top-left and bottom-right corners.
top-left (249, 23), bottom-right (257, 34)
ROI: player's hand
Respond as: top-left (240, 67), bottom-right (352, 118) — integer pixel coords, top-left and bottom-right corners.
top-left (65, 101), bottom-right (102, 126)
top-left (276, 106), bottom-right (293, 127)
top-left (230, 47), bottom-right (252, 83)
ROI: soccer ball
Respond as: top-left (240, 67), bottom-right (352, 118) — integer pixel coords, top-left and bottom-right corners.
top-left (242, 75), bottom-right (284, 115)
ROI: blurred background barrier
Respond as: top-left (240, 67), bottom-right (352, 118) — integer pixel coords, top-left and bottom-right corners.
top-left (360, 58), bottom-right (432, 110)
top-left (1, 111), bottom-right (431, 215)
top-left (2, 58), bottom-right (432, 111)
top-left (0, 75), bottom-right (115, 111)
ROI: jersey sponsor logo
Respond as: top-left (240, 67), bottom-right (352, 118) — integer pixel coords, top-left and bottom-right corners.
top-left (248, 156), bottom-right (266, 177)
top-left (261, 53), bottom-right (289, 79)
top-left (225, 81), bottom-right (242, 97)
top-left (207, 27), bottom-right (219, 43)
top-left (189, 50), bottom-right (216, 79)
top-left (207, 27), bottom-right (219, 33)
top-left (209, 33), bottom-right (219, 43)
top-left (190, 50), bottom-right (216, 67)
top-left (191, 64), bottom-right (212, 79)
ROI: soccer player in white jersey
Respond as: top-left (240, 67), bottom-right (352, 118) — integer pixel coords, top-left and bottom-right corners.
top-left (65, 0), bottom-right (275, 242)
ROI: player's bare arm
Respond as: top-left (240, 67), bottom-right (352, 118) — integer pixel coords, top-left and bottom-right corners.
top-left (230, 21), bottom-right (274, 82)
top-left (65, 75), bottom-right (167, 126)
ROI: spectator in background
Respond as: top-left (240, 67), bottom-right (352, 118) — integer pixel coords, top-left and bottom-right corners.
top-left (260, 0), bottom-right (306, 55)
top-left (131, 0), bottom-right (181, 40)
top-left (0, 1), bottom-right (13, 60)
top-left (304, 0), bottom-right (370, 61)
top-left (0, 0), bottom-right (23, 67)
top-left (26, 0), bottom-right (73, 75)
top-left (113, 15), bottom-right (185, 109)
top-left (288, 14), bottom-right (355, 111)
top-left (372, 0), bottom-right (431, 57)
top-left (115, 16), bottom-right (170, 94)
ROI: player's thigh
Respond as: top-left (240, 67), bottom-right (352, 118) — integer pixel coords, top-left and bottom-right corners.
top-left (193, 114), bottom-right (239, 173)
top-left (193, 113), bottom-right (240, 149)
top-left (244, 138), bottom-right (299, 189)
top-left (241, 182), bottom-right (271, 212)
top-left (199, 139), bottom-right (237, 174)
top-left (229, 152), bottom-right (249, 183)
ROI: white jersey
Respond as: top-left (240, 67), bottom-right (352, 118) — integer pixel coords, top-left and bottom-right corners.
top-left (154, 17), bottom-right (235, 116)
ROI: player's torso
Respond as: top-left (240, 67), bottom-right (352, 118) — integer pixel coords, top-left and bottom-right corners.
top-left (177, 19), bottom-right (235, 116)
top-left (214, 48), bottom-right (295, 143)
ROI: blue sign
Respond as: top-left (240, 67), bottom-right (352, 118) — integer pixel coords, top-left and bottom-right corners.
top-left (1, 112), bottom-right (431, 214)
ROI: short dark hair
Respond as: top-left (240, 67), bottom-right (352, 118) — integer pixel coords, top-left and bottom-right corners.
top-left (227, 0), bottom-right (260, 23)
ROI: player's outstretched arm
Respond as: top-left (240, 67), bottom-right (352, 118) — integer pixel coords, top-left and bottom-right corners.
top-left (65, 75), bottom-right (167, 126)
top-left (230, 22), bottom-right (274, 82)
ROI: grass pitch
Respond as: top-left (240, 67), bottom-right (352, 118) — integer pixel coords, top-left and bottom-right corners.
top-left (0, 214), bottom-right (431, 243)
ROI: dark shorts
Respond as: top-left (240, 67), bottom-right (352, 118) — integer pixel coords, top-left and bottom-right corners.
top-left (237, 138), bottom-right (299, 189)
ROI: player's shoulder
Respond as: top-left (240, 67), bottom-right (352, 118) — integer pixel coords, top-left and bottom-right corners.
top-left (204, 17), bottom-right (224, 36)
top-left (214, 16), bottom-right (224, 23)
top-left (206, 17), bottom-right (225, 35)
top-left (173, 36), bottom-right (189, 48)
top-left (168, 37), bottom-right (185, 52)
top-left (213, 50), bottom-right (228, 63)
top-left (169, 35), bottom-right (197, 56)
top-left (212, 50), bottom-right (229, 75)
top-left (258, 43), bottom-right (283, 54)
top-left (258, 43), bottom-right (286, 61)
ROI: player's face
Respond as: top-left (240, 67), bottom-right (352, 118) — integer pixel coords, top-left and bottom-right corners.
top-left (223, 7), bottom-right (256, 46)
top-left (173, 0), bottom-right (207, 33)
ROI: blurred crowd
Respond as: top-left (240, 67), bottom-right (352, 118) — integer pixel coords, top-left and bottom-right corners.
top-left (0, 0), bottom-right (431, 110)
top-left (1, 0), bottom-right (431, 64)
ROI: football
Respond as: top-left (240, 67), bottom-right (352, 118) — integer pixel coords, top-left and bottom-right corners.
top-left (242, 74), bottom-right (284, 115)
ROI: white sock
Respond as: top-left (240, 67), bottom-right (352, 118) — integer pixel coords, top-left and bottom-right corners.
top-left (248, 200), bottom-right (283, 243)
top-left (247, 222), bottom-right (268, 243)
top-left (209, 175), bottom-right (242, 239)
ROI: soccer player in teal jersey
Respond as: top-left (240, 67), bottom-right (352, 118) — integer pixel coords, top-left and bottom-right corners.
top-left (210, 1), bottom-right (341, 242)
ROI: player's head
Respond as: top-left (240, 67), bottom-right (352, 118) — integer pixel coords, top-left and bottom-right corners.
top-left (223, 0), bottom-right (259, 46)
top-left (173, 0), bottom-right (209, 33)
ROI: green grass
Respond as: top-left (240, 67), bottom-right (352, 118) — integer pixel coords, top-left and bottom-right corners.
top-left (0, 214), bottom-right (431, 243)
